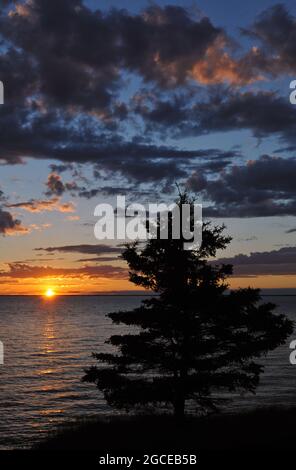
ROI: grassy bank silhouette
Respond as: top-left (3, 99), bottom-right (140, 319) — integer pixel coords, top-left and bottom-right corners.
top-left (35, 408), bottom-right (296, 450)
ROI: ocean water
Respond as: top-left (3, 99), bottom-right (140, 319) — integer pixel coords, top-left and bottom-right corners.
top-left (0, 293), bottom-right (295, 449)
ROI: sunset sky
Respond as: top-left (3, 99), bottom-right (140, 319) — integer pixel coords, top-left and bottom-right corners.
top-left (1, 0), bottom-right (296, 294)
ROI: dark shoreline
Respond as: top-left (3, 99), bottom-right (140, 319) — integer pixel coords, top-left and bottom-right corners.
top-left (34, 407), bottom-right (296, 451)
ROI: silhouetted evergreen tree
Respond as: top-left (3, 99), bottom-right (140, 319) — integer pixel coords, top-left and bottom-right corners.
top-left (83, 193), bottom-right (293, 420)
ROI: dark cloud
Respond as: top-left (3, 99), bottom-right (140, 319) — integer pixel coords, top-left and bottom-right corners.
top-left (196, 91), bottom-right (296, 142)
top-left (1, 0), bottom-right (119, 112)
top-left (237, 236), bottom-right (258, 242)
top-left (87, 146), bottom-right (239, 186)
top-left (0, 0), bottom-right (265, 143)
top-left (215, 246), bottom-right (296, 276)
top-left (100, 157), bottom-right (187, 182)
top-left (0, 190), bottom-right (28, 235)
top-left (1, 1), bottom-right (296, 212)
top-left (1, 1), bottom-right (293, 194)
top-left (189, 155), bottom-right (296, 217)
top-left (0, 103), bottom-right (234, 185)
top-left (45, 173), bottom-right (66, 196)
top-left (0, 48), bottom-right (37, 104)
top-left (186, 172), bottom-right (208, 192)
top-left (243, 4), bottom-right (296, 77)
top-left (133, 87), bottom-right (296, 145)
top-left (34, 244), bottom-right (122, 256)
top-left (76, 188), bottom-right (100, 199)
top-left (0, 0), bottom-right (239, 116)
top-left (77, 185), bottom-right (156, 199)
top-left (44, 149), bottom-right (234, 199)
top-left (49, 163), bottom-right (73, 174)
top-left (274, 146), bottom-right (296, 154)
top-left (0, 208), bottom-right (28, 235)
top-left (45, 172), bottom-right (79, 196)
top-left (133, 90), bottom-right (194, 131)
top-left (75, 256), bottom-right (120, 263)
top-left (218, 247), bottom-right (296, 266)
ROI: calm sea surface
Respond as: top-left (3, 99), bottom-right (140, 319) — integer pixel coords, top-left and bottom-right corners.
top-left (0, 293), bottom-right (295, 449)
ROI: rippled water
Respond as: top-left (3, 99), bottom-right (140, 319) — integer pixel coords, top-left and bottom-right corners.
top-left (0, 294), bottom-right (295, 449)
top-left (0, 295), bottom-right (142, 449)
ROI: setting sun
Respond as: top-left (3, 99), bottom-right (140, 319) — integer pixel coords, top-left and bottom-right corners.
top-left (44, 288), bottom-right (56, 298)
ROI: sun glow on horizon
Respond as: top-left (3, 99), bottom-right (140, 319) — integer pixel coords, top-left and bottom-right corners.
top-left (44, 288), bottom-right (56, 298)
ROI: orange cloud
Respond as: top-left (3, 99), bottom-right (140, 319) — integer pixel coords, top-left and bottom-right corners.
top-left (3, 225), bottom-right (29, 236)
top-left (6, 197), bottom-right (75, 213)
top-left (28, 223), bottom-right (52, 231)
top-left (191, 39), bottom-right (263, 85)
top-left (66, 215), bottom-right (80, 221)
top-left (0, 262), bottom-right (128, 280)
top-left (8, 3), bottom-right (31, 18)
